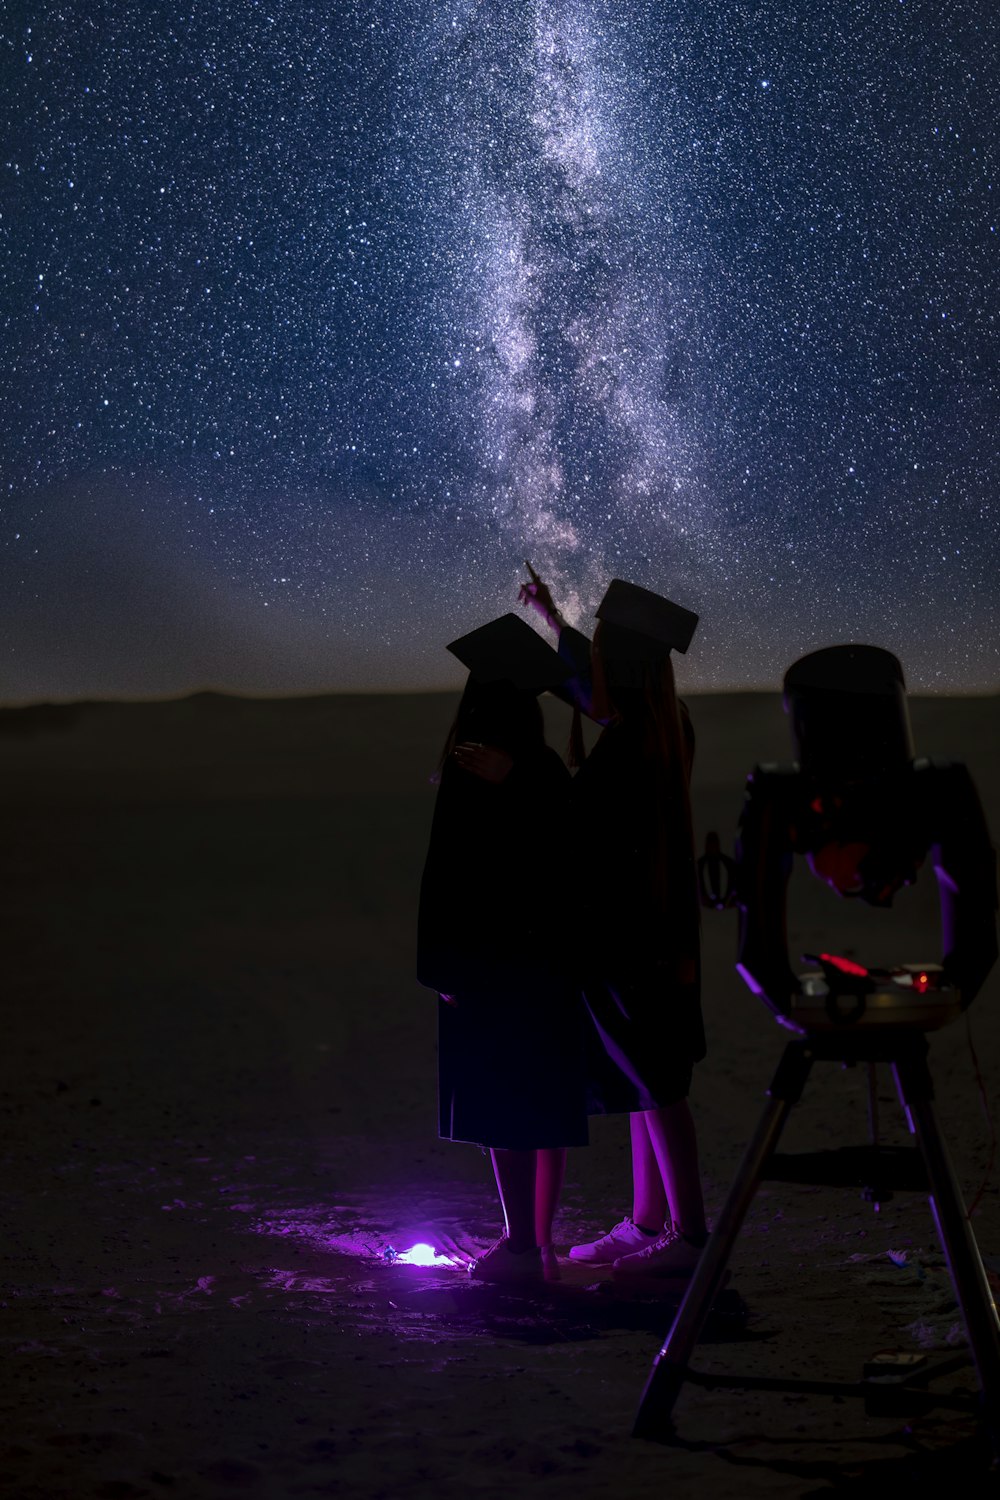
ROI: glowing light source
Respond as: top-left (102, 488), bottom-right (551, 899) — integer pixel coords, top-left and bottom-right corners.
top-left (819, 952), bottom-right (869, 977)
top-left (395, 1242), bottom-right (455, 1267)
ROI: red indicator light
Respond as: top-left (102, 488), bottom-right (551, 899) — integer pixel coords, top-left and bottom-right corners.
top-left (810, 796), bottom-right (823, 813)
top-left (819, 952), bottom-right (869, 977)
top-left (914, 971), bottom-right (930, 994)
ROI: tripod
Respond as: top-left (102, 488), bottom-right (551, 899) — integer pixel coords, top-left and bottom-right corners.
top-left (633, 1026), bottom-right (1000, 1458)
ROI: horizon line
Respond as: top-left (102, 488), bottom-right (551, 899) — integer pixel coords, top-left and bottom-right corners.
top-left (2, 683), bottom-right (998, 712)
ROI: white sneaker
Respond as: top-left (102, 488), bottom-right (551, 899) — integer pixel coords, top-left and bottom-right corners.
top-left (567, 1217), bottom-right (659, 1265)
top-left (612, 1227), bottom-right (707, 1280)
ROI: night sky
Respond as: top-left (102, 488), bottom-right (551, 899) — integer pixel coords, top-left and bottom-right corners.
top-left (3, 0), bottom-right (998, 699)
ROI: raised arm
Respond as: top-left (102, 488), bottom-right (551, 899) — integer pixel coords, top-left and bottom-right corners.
top-left (518, 562), bottom-right (600, 720)
top-left (518, 560), bottom-right (563, 636)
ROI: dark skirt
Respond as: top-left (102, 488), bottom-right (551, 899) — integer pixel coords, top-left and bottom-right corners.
top-left (582, 970), bottom-right (703, 1114)
top-left (438, 982), bottom-right (589, 1150)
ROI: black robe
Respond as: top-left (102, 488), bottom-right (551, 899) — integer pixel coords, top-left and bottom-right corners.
top-left (558, 625), bottom-right (706, 1113)
top-left (417, 744), bottom-right (588, 1149)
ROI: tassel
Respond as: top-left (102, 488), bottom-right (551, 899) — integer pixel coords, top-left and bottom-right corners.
top-left (567, 703), bottom-right (586, 768)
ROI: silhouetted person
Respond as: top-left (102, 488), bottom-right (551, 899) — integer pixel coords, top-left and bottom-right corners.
top-left (519, 572), bottom-right (708, 1279)
top-left (417, 614), bottom-right (588, 1282)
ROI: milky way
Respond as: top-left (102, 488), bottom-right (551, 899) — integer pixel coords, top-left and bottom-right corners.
top-left (2, 0), bottom-right (998, 696)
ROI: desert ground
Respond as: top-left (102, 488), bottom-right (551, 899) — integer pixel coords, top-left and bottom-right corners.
top-left (1, 687), bottom-right (999, 1498)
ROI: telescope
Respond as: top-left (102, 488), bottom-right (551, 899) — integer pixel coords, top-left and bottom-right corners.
top-left (637, 644), bottom-right (1000, 1456)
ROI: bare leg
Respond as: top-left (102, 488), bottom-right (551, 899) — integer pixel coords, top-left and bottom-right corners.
top-left (534, 1147), bottom-right (566, 1247)
top-left (642, 1100), bottom-right (706, 1242)
top-left (490, 1148), bottom-right (537, 1252)
top-left (631, 1113), bottom-right (669, 1231)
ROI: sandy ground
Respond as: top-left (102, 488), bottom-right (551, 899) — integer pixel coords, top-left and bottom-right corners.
top-left (1, 687), bottom-right (999, 1498)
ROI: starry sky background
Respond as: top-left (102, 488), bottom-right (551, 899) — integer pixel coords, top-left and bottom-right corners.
top-left (3, 0), bottom-right (998, 699)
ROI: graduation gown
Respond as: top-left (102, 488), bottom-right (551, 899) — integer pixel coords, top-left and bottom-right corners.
top-left (558, 625), bottom-right (706, 1113)
top-left (417, 744), bottom-right (588, 1150)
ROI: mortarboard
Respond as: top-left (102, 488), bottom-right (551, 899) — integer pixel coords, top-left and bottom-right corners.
top-left (595, 579), bottom-right (699, 654)
top-left (446, 613), bottom-right (572, 693)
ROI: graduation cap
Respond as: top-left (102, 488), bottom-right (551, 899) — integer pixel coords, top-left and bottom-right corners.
top-left (595, 579), bottom-right (699, 654)
top-left (446, 613), bottom-right (572, 693)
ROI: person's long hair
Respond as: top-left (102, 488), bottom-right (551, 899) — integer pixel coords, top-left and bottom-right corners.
top-left (593, 621), bottom-right (697, 925)
top-left (438, 677), bottom-right (545, 772)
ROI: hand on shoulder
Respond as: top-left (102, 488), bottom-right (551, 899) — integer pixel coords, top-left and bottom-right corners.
top-left (452, 742), bottom-right (514, 784)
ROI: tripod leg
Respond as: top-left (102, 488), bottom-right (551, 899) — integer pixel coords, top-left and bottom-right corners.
top-left (634, 1042), bottom-right (812, 1439)
top-left (894, 1045), bottom-right (1000, 1459)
